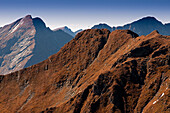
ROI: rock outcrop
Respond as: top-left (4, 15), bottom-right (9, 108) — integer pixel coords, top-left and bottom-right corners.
top-left (0, 29), bottom-right (169, 113)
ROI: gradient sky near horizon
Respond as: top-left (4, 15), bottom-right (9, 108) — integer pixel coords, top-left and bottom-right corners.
top-left (0, 0), bottom-right (170, 31)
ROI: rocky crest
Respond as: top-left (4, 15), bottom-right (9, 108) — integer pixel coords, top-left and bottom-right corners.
top-left (0, 15), bottom-right (73, 75)
top-left (0, 29), bottom-right (169, 113)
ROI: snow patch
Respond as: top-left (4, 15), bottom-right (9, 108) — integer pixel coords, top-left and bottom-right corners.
top-left (10, 18), bottom-right (25, 33)
top-left (153, 92), bottom-right (165, 105)
top-left (160, 93), bottom-right (164, 97)
top-left (153, 99), bottom-right (158, 104)
top-left (10, 23), bottom-right (20, 33)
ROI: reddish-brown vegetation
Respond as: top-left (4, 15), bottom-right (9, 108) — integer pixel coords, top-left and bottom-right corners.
top-left (0, 29), bottom-right (169, 113)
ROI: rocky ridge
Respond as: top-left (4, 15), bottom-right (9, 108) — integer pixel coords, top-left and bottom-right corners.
top-left (0, 29), bottom-right (169, 113)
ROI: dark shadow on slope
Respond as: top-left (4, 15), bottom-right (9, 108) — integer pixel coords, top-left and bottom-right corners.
top-left (24, 18), bottom-right (73, 68)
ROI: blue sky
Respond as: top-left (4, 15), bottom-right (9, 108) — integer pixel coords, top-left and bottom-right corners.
top-left (0, 0), bottom-right (170, 31)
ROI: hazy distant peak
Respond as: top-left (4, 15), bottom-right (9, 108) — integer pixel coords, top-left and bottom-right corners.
top-left (92, 23), bottom-right (112, 31)
top-left (91, 16), bottom-right (170, 36)
top-left (134, 16), bottom-right (162, 24)
top-left (94, 23), bottom-right (110, 26)
top-left (74, 29), bottom-right (83, 34)
top-left (53, 26), bottom-right (75, 37)
top-left (54, 26), bottom-right (69, 31)
top-left (98, 23), bottom-right (109, 25)
top-left (141, 16), bottom-right (157, 20)
top-left (64, 26), bottom-right (69, 29)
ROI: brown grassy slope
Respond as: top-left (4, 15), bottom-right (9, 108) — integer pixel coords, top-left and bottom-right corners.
top-left (0, 29), bottom-right (169, 113)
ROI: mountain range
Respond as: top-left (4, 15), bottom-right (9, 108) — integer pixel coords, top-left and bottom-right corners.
top-left (54, 26), bottom-right (83, 37)
top-left (52, 16), bottom-right (170, 38)
top-left (92, 16), bottom-right (170, 36)
top-left (0, 15), bottom-right (170, 76)
top-left (0, 15), bottom-right (73, 75)
top-left (0, 29), bottom-right (169, 113)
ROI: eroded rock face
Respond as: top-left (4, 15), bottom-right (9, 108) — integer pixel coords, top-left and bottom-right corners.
top-left (0, 15), bottom-right (73, 75)
top-left (0, 29), bottom-right (169, 113)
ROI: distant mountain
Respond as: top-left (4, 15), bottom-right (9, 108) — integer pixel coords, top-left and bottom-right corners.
top-left (74, 29), bottom-right (83, 34)
top-left (92, 16), bottom-right (170, 36)
top-left (91, 23), bottom-right (113, 31)
top-left (54, 26), bottom-right (75, 37)
top-left (0, 15), bottom-right (73, 75)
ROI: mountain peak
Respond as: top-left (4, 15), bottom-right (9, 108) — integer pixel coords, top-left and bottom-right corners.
top-left (64, 26), bottom-right (69, 29)
top-left (146, 30), bottom-right (160, 37)
top-left (24, 15), bottom-right (32, 19)
top-left (32, 17), bottom-right (46, 29)
top-left (151, 30), bottom-right (159, 34)
top-left (53, 26), bottom-right (75, 37)
top-left (137, 16), bottom-right (161, 23)
top-left (142, 16), bottom-right (157, 20)
top-left (92, 23), bottom-right (112, 31)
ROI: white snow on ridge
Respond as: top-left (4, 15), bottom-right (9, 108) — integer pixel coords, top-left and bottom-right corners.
top-left (11, 23), bottom-right (20, 33)
top-left (160, 93), bottom-right (164, 97)
top-left (152, 92), bottom-right (166, 105)
top-left (153, 99), bottom-right (158, 104)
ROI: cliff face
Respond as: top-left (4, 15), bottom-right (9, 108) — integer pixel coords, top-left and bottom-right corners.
top-left (0, 29), bottom-right (169, 113)
top-left (0, 15), bottom-right (73, 75)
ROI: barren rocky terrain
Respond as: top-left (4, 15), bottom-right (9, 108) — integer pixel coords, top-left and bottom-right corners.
top-left (0, 29), bottom-right (169, 113)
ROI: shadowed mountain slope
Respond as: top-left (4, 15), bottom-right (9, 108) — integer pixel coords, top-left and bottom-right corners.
top-left (0, 29), bottom-right (169, 113)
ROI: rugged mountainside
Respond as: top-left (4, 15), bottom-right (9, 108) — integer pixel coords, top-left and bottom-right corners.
top-left (92, 16), bottom-right (170, 36)
top-left (0, 29), bottom-right (169, 113)
top-left (0, 15), bottom-right (73, 75)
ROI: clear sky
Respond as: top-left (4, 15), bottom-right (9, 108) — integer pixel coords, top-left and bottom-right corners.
top-left (0, 0), bottom-right (170, 31)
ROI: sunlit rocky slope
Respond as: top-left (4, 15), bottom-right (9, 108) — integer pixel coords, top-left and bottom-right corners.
top-left (0, 29), bottom-right (169, 113)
